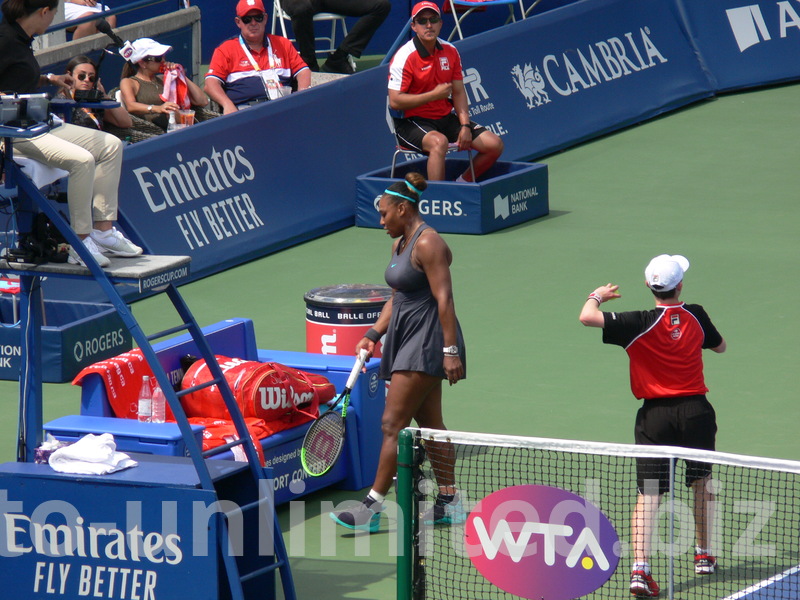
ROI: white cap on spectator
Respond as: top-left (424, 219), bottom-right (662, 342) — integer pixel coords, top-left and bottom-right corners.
top-left (120, 38), bottom-right (173, 64)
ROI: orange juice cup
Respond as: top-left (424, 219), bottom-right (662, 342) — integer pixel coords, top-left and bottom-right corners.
top-left (178, 109), bottom-right (195, 126)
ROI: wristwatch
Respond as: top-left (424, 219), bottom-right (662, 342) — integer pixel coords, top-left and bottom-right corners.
top-left (46, 73), bottom-right (55, 82)
top-left (443, 345), bottom-right (459, 355)
top-left (147, 105), bottom-right (153, 113)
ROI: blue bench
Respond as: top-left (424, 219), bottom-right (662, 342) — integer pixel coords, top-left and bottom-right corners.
top-left (44, 318), bottom-right (385, 505)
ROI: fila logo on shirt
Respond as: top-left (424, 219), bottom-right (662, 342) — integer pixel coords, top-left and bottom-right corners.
top-left (670, 313), bottom-right (682, 339)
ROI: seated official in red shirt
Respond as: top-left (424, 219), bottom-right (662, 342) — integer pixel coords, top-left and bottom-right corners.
top-left (204, 0), bottom-right (311, 114)
top-left (388, 1), bottom-right (503, 182)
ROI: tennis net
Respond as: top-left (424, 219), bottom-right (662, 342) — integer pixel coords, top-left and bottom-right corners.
top-left (396, 428), bottom-right (800, 600)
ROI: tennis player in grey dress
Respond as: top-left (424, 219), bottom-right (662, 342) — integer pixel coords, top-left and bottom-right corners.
top-left (330, 171), bottom-right (467, 532)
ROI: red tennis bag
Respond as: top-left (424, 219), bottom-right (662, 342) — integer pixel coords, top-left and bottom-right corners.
top-left (181, 356), bottom-right (335, 431)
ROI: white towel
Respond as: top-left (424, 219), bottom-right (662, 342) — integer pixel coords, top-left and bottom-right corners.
top-left (49, 433), bottom-right (138, 475)
top-left (13, 156), bottom-right (69, 189)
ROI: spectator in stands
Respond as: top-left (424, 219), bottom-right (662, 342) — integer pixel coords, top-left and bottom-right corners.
top-left (119, 37), bottom-right (209, 132)
top-left (59, 55), bottom-right (137, 134)
top-left (388, 1), bottom-right (503, 182)
top-left (0, 0), bottom-right (142, 268)
top-left (204, 0), bottom-right (311, 114)
top-left (279, 0), bottom-right (390, 74)
top-left (63, 0), bottom-right (116, 40)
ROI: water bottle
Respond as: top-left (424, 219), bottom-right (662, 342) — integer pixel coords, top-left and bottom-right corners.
top-left (138, 376), bottom-right (152, 422)
top-left (167, 111), bottom-right (177, 132)
top-left (151, 383), bottom-right (166, 424)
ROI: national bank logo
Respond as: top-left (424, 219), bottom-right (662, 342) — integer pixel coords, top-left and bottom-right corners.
top-left (493, 186), bottom-right (538, 220)
top-left (464, 484), bottom-right (620, 600)
top-left (726, 2), bottom-right (800, 52)
top-left (510, 27), bottom-right (668, 110)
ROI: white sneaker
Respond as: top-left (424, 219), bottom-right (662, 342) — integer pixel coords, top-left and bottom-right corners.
top-left (90, 227), bottom-right (143, 257)
top-left (67, 236), bottom-right (111, 267)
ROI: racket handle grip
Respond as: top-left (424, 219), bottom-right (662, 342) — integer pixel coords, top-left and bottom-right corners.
top-left (346, 349), bottom-right (368, 390)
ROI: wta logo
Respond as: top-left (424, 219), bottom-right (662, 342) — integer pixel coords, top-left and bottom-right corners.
top-left (464, 484), bottom-right (620, 600)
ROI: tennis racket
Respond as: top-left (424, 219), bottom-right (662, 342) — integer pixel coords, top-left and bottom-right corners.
top-left (301, 349), bottom-right (368, 476)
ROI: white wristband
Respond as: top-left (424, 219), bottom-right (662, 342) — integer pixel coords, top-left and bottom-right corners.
top-left (588, 292), bottom-right (603, 304)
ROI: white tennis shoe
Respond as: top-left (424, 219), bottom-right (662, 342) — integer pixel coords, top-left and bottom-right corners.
top-left (90, 227), bottom-right (143, 257)
top-left (67, 236), bottom-right (111, 267)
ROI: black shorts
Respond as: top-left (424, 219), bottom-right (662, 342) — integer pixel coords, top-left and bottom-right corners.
top-left (393, 113), bottom-right (487, 153)
top-left (634, 395), bottom-right (717, 494)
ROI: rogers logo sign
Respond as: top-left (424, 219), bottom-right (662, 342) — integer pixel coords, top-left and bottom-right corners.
top-left (464, 484), bottom-right (620, 600)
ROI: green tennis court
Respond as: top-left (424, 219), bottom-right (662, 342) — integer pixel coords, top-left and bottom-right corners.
top-left (0, 82), bottom-right (797, 599)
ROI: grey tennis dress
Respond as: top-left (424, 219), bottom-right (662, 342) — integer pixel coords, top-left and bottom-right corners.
top-left (379, 224), bottom-right (466, 381)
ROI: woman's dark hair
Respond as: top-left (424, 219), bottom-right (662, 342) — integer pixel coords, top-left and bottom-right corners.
top-left (1, 0), bottom-right (59, 22)
top-left (65, 55), bottom-right (96, 75)
top-left (120, 61), bottom-right (138, 79)
top-left (384, 172), bottom-right (428, 210)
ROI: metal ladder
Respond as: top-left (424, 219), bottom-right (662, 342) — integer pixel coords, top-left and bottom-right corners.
top-left (2, 125), bottom-right (296, 600)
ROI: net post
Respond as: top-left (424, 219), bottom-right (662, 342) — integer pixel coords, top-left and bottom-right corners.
top-left (397, 428), bottom-right (415, 600)
top-left (668, 457), bottom-right (675, 600)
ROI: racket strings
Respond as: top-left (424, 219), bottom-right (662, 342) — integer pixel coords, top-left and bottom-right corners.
top-left (303, 412), bottom-right (345, 474)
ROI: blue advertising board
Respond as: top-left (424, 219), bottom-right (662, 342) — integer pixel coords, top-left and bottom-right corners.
top-left (676, 0), bottom-right (800, 91)
top-left (356, 159), bottom-right (549, 234)
top-left (115, 77), bottom-right (389, 281)
top-left (0, 459), bottom-right (221, 600)
top-left (450, 0), bottom-right (715, 161)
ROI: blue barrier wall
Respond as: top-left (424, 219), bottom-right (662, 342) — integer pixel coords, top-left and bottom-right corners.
top-left (115, 69), bottom-right (390, 281)
top-left (37, 0), bottom-right (800, 301)
top-left (676, 0), bottom-right (800, 92)
top-left (437, 0), bottom-right (716, 160)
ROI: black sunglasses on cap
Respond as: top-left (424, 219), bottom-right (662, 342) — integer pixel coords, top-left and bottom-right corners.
top-left (414, 15), bottom-right (441, 25)
top-left (240, 13), bottom-right (265, 24)
top-left (144, 55), bottom-right (164, 63)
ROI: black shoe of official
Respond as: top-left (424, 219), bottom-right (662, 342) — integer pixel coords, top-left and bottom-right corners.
top-left (322, 50), bottom-right (355, 75)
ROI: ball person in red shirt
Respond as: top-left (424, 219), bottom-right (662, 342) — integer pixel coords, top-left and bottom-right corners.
top-left (579, 254), bottom-right (726, 598)
top-left (388, 1), bottom-right (503, 182)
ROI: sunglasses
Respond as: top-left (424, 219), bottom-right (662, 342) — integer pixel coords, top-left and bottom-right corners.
top-left (240, 13), bottom-right (265, 24)
top-left (415, 15), bottom-right (441, 25)
top-left (144, 55), bottom-right (164, 63)
top-left (76, 73), bottom-right (96, 82)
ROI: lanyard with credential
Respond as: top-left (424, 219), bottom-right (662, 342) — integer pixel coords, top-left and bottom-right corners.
top-left (238, 35), bottom-right (284, 100)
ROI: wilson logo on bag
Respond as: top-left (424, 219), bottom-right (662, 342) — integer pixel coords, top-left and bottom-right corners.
top-left (181, 356), bottom-right (335, 427)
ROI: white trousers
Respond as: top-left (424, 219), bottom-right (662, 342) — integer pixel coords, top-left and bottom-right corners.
top-left (12, 123), bottom-right (123, 235)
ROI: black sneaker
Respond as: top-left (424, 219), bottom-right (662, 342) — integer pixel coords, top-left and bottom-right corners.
top-left (421, 492), bottom-right (466, 525)
top-left (321, 51), bottom-right (355, 75)
top-left (329, 496), bottom-right (382, 532)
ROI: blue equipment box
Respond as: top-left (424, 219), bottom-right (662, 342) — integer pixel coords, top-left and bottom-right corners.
top-left (0, 297), bottom-right (132, 383)
top-left (356, 158), bottom-right (549, 234)
top-left (44, 414), bottom-right (205, 456)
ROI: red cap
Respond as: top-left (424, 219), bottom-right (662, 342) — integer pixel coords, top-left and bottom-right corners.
top-left (411, 1), bottom-right (441, 19)
top-left (236, 0), bottom-right (266, 17)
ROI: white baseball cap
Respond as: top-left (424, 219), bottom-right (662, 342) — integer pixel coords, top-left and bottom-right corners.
top-left (120, 38), bottom-right (173, 64)
top-left (645, 254), bottom-right (690, 292)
